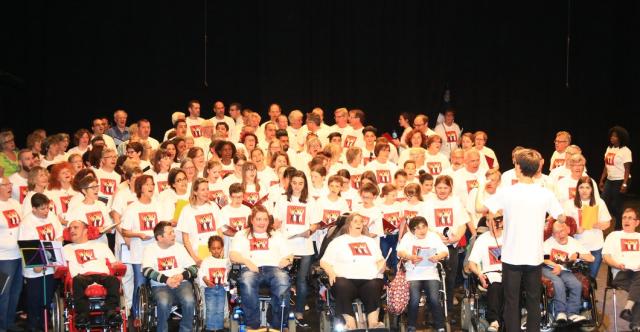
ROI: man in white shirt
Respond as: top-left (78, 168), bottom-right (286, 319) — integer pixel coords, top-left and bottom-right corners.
top-left (136, 119), bottom-right (159, 150)
top-left (228, 102), bottom-right (244, 142)
top-left (210, 101), bottom-right (235, 138)
top-left (287, 110), bottom-right (304, 144)
top-left (452, 149), bottom-right (486, 205)
top-left (549, 131), bottom-right (572, 171)
top-left (434, 108), bottom-right (461, 158)
top-left (9, 149), bottom-right (35, 204)
top-left (256, 103), bottom-right (282, 143)
top-left (185, 100), bottom-right (204, 138)
top-left (91, 118), bottom-right (117, 150)
top-left (329, 108), bottom-right (350, 136)
top-left (413, 114), bottom-right (436, 137)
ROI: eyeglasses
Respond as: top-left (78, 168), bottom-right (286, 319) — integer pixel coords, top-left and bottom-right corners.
top-left (85, 185), bottom-right (100, 190)
top-left (175, 177), bottom-right (187, 183)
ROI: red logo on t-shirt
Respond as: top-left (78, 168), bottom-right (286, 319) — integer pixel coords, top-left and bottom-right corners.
top-left (190, 125), bottom-right (202, 138)
top-left (550, 248), bottom-right (568, 263)
top-left (511, 179), bottom-right (518, 185)
top-left (403, 210), bottom-right (418, 222)
top-left (138, 212), bottom-right (158, 231)
top-left (249, 238), bottom-right (269, 251)
top-left (323, 210), bottom-right (341, 224)
top-left (244, 192), bottom-right (259, 205)
top-left (552, 158), bottom-right (565, 169)
top-left (208, 267), bottom-right (226, 285)
top-left (2, 209), bottom-right (21, 228)
top-left (605, 153), bottom-right (616, 166)
top-left (229, 217), bottom-right (246, 231)
top-left (100, 178), bottom-right (117, 196)
top-left (286, 206), bottom-right (306, 225)
top-left (466, 179), bottom-right (479, 193)
top-left (621, 239), bottom-right (639, 252)
top-left (157, 256), bottom-right (177, 271)
top-left (343, 136), bottom-right (357, 148)
top-left (568, 188), bottom-right (576, 200)
top-left (346, 199), bottom-right (353, 210)
top-left (220, 170), bottom-right (233, 178)
top-left (60, 195), bottom-right (72, 213)
top-left (350, 174), bottom-right (362, 189)
top-left (360, 215), bottom-right (371, 227)
top-left (36, 224), bottom-right (55, 241)
top-left (434, 208), bottom-right (454, 227)
top-left (376, 170), bottom-right (391, 184)
top-left (157, 181), bottom-right (170, 192)
top-left (195, 213), bottom-right (216, 233)
top-left (19, 186), bottom-right (28, 204)
top-left (348, 242), bottom-right (371, 256)
top-left (446, 131), bottom-right (458, 143)
top-left (86, 211), bottom-right (105, 227)
top-left (427, 162), bottom-right (442, 175)
top-left (383, 212), bottom-right (400, 227)
top-left (209, 190), bottom-right (228, 208)
top-left (74, 249), bottom-right (96, 263)
top-left (488, 246), bottom-right (502, 265)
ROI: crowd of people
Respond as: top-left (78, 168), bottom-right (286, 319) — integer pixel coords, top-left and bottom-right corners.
top-left (0, 101), bottom-right (637, 332)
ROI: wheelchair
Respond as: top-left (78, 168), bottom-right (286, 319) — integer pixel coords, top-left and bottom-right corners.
top-left (460, 270), bottom-right (500, 332)
top-left (51, 262), bottom-right (128, 332)
top-left (137, 278), bottom-right (204, 331)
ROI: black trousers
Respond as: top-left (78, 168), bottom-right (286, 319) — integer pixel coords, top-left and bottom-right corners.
top-left (25, 275), bottom-right (56, 330)
top-left (485, 281), bottom-right (504, 323)
top-left (502, 263), bottom-right (541, 332)
top-left (445, 246), bottom-right (459, 312)
top-left (613, 270), bottom-right (640, 325)
top-left (73, 274), bottom-right (120, 318)
top-left (332, 277), bottom-right (383, 316)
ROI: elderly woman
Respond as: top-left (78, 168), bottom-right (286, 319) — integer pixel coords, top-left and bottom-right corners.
top-left (320, 213), bottom-right (386, 329)
top-left (0, 130), bottom-right (19, 177)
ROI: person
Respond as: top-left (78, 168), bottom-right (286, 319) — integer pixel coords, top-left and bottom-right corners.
top-left (93, 147), bottom-right (122, 209)
top-left (393, 112), bottom-right (414, 150)
top-left (136, 119), bottom-right (160, 150)
top-left (320, 213), bottom-right (386, 330)
top-left (0, 131), bottom-right (19, 177)
top-left (602, 207), bottom-right (640, 330)
top-left (542, 222), bottom-right (593, 324)
top-left (106, 109), bottom-right (130, 146)
top-left (158, 168), bottom-right (190, 226)
top-left (0, 176), bottom-right (22, 331)
top-left (599, 126), bottom-right (632, 230)
top-left (142, 221), bottom-right (198, 332)
top-left (483, 148), bottom-right (566, 332)
top-left (549, 131), bottom-right (571, 171)
top-left (555, 154), bottom-right (599, 206)
top-left (434, 108), bottom-right (461, 158)
top-left (198, 235), bottom-right (229, 332)
top-left (62, 219), bottom-right (122, 327)
top-left (46, 161), bottom-right (78, 223)
top-left (466, 213), bottom-right (505, 332)
top-left (314, 175), bottom-right (350, 252)
top-left (18, 193), bottom-right (64, 332)
top-left (65, 175), bottom-right (113, 244)
top-left (353, 182), bottom-right (384, 239)
top-left (229, 205), bottom-right (293, 329)
top-left (466, 169), bottom-right (501, 231)
top-left (9, 149), bottom-right (35, 204)
top-left (398, 183), bottom-right (425, 239)
top-left (90, 118), bottom-right (117, 150)
top-left (451, 149), bottom-right (486, 206)
top-left (66, 129), bottom-right (92, 158)
top-left (412, 114), bottom-right (436, 137)
top-left (397, 216), bottom-right (449, 332)
top-left (365, 141), bottom-right (398, 185)
top-left (185, 100), bottom-right (204, 138)
top-left (21, 166), bottom-right (50, 214)
top-left (474, 131), bottom-right (499, 170)
top-left (423, 135), bottom-right (451, 177)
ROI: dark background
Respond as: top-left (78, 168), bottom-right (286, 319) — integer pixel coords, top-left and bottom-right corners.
top-left (1, 1), bottom-right (638, 193)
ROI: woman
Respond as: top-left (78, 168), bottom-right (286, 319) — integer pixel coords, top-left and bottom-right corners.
top-left (555, 154), bottom-right (599, 206)
top-left (181, 157), bottom-right (197, 190)
top-left (160, 140), bottom-right (180, 167)
top-left (474, 131), bottom-right (499, 170)
top-left (269, 152), bottom-right (290, 180)
top-left (394, 112), bottom-right (415, 150)
top-left (0, 175), bottom-right (23, 331)
top-left (564, 176), bottom-right (611, 278)
top-left (599, 126), bottom-right (632, 230)
top-left (229, 205), bottom-right (293, 330)
top-left (26, 132), bottom-right (44, 160)
top-left (65, 175), bottom-right (113, 244)
top-left (251, 148), bottom-right (278, 188)
top-left (294, 137), bottom-right (322, 175)
top-left (126, 142), bottom-right (152, 172)
top-left (21, 166), bottom-right (50, 213)
top-left (241, 133), bottom-right (258, 156)
top-left (67, 168), bottom-right (97, 211)
top-left (67, 153), bottom-right (84, 173)
top-left (187, 147), bottom-right (206, 177)
top-left (0, 131), bottom-right (19, 177)
top-left (266, 140), bottom-right (282, 165)
top-left (423, 135), bottom-right (451, 177)
top-left (273, 170), bottom-right (318, 326)
top-left (173, 136), bottom-right (188, 163)
top-left (398, 129), bottom-right (428, 166)
top-left (241, 161), bottom-right (268, 206)
top-left (40, 135), bottom-right (65, 169)
top-left (214, 141), bottom-right (236, 177)
top-left (177, 178), bottom-right (223, 266)
top-left (66, 129), bottom-right (91, 157)
top-left (46, 162), bottom-right (78, 224)
top-left (320, 213), bottom-right (386, 330)
top-left (158, 168), bottom-right (190, 225)
top-left (204, 160), bottom-right (228, 208)
top-left (146, 148), bottom-right (172, 195)
top-left (365, 141), bottom-right (398, 185)
top-left (460, 132), bottom-right (474, 152)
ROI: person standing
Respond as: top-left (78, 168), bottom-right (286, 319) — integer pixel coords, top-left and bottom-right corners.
top-left (599, 126), bottom-right (632, 230)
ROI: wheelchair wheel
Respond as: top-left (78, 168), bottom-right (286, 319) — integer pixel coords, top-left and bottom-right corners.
top-left (461, 297), bottom-right (472, 331)
top-left (192, 282), bottom-right (205, 332)
top-left (51, 288), bottom-right (67, 332)
top-left (138, 284), bottom-right (154, 332)
top-left (318, 309), bottom-right (331, 332)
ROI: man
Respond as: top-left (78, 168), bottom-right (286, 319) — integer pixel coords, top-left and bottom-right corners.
top-left (484, 149), bottom-right (566, 332)
top-left (434, 108), bottom-right (461, 158)
top-left (287, 109), bottom-right (304, 143)
top-left (106, 110), bottom-right (130, 146)
top-left (91, 118), bottom-right (117, 150)
top-left (542, 222), bottom-right (592, 324)
top-left (62, 220), bottom-right (122, 327)
top-left (330, 108), bottom-right (351, 144)
top-left (194, 120), bottom-right (214, 154)
top-left (603, 208), bottom-right (640, 331)
top-left (186, 100), bottom-right (204, 138)
top-left (295, 113), bottom-right (329, 152)
top-left (228, 102), bottom-right (244, 142)
top-left (549, 131), bottom-right (572, 171)
top-left (163, 112), bottom-right (187, 142)
top-left (499, 146), bottom-right (527, 189)
top-left (259, 122), bottom-right (278, 151)
top-left (452, 149), bottom-right (487, 205)
top-left (467, 213), bottom-right (505, 332)
top-left (93, 148), bottom-right (122, 209)
top-left (9, 149), bottom-right (35, 204)
top-left (474, 131), bottom-right (499, 170)
top-left (210, 101), bottom-right (235, 139)
top-left (255, 103), bottom-right (281, 143)
top-left (549, 144), bottom-right (582, 184)
top-left (412, 114), bottom-right (436, 137)
top-left (142, 221), bottom-right (198, 332)
top-left (300, 107), bottom-right (330, 133)
top-left (137, 119), bottom-right (160, 150)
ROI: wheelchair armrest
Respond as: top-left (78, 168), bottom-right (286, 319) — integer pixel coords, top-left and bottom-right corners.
top-left (110, 262), bottom-right (127, 277)
top-left (54, 266), bottom-right (69, 280)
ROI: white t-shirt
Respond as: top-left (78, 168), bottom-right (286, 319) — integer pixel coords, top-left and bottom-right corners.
top-left (9, 173), bottom-right (28, 204)
top-left (353, 204), bottom-right (384, 238)
top-left (543, 236), bottom-right (589, 265)
top-left (66, 200), bottom-right (113, 245)
top-left (477, 146), bottom-right (499, 170)
top-left (603, 231), bottom-right (640, 277)
top-left (186, 117), bottom-right (204, 138)
top-left (314, 196), bottom-right (350, 244)
top-left (46, 187), bottom-right (79, 221)
top-left (468, 232), bottom-right (504, 283)
top-left (549, 151), bottom-right (566, 171)
top-left (308, 184), bottom-right (329, 202)
top-left (230, 230), bottom-right (291, 267)
top-left (110, 186), bottom-right (137, 217)
top-left (198, 256), bottom-right (230, 287)
top-left (211, 115), bottom-right (236, 138)
top-left (63, 241), bottom-right (116, 277)
top-left (400, 201), bottom-right (425, 226)
top-left (604, 146), bottom-right (632, 180)
top-left (420, 196), bottom-right (469, 246)
top-left (321, 234), bottom-right (383, 280)
top-left (341, 164), bottom-right (365, 190)
top-left (121, 200), bottom-right (161, 264)
top-left (423, 152), bottom-right (451, 177)
top-left (175, 202), bottom-right (223, 255)
top-left (549, 166), bottom-right (572, 185)
top-left (0, 198), bottom-right (22, 260)
top-left (341, 188), bottom-right (361, 211)
top-left (499, 168), bottom-right (518, 189)
top-left (381, 201), bottom-right (403, 235)
top-left (452, 167), bottom-right (486, 206)
top-left (18, 212), bottom-right (64, 278)
top-left (142, 242), bottom-right (196, 287)
top-left (364, 160), bottom-right (398, 185)
top-left (274, 196), bottom-right (318, 256)
top-left (220, 204), bottom-right (252, 233)
top-left (484, 182), bottom-right (564, 266)
top-left (435, 123), bottom-right (461, 158)
top-left (563, 198), bottom-right (611, 251)
top-left (93, 168), bottom-right (122, 208)
top-left (466, 188), bottom-right (496, 228)
top-left (397, 231), bottom-right (448, 281)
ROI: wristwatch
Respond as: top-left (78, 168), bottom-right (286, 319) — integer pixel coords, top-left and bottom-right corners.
top-left (622, 183), bottom-right (628, 187)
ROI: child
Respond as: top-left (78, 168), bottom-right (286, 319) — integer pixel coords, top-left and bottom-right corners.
top-left (393, 170), bottom-right (408, 202)
top-left (220, 183), bottom-right (252, 257)
top-left (199, 235), bottom-right (230, 332)
top-left (354, 182), bottom-right (384, 239)
top-left (205, 160), bottom-right (228, 209)
top-left (314, 175), bottom-right (349, 252)
top-left (380, 184), bottom-right (402, 271)
top-left (419, 171), bottom-right (436, 201)
top-left (398, 183), bottom-right (425, 239)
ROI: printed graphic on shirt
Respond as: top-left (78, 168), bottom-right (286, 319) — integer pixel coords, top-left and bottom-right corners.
top-left (383, 212), bottom-right (400, 227)
top-left (605, 153), bottom-right (616, 166)
top-left (86, 211), bottom-right (105, 227)
top-left (348, 242), bottom-right (372, 256)
top-left (19, 186), bottom-right (28, 204)
top-left (229, 217), bottom-right (246, 231)
top-left (376, 170), bottom-right (391, 184)
top-left (552, 159), bottom-right (565, 169)
top-left (209, 190), bottom-right (228, 208)
top-left (427, 162), bottom-right (442, 175)
top-left (36, 224), bottom-right (55, 241)
top-left (59, 195), bottom-right (73, 213)
top-left (446, 131), bottom-right (458, 143)
top-left (360, 215), bottom-right (371, 227)
top-left (488, 246), bottom-right (502, 265)
top-left (3, 209), bottom-right (21, 228)
top-left (74, 249), bottom-right (96, 263)
top-left (403, 210), bottom-right (418, 223)
top-left (244, 192), bottom-right (259, 205)
top-left (434, 208), bottom-right (454, 227)
top-left (195, 213), bottom-right (216, 233)
top-left (411, 245), bottom-right (430, 255)
top-left (350, 174), bottom-right (362, 189)
top-left (220, 170), bottom-right (233, 178)
top-left (48, 201), bottom-right (57, 214)
top-left (511, 179), bottom-right (518, 185)
top-left (100, 178), bottom-right (117, 196)
top-left (466, 179), bottom-right (479, 193)
top-left (286, 205), bottom-right (306, 225)
top-left (343, 136), bottom-right (357, 148)
top-left (322, 210), bottom-right (341, 224)
top-left (190, 125), bottom-right (202, 138)
top-left (621, 239), bottom-right (639, 252)
top-left (249, 238), bottom-right (269, 251)
top-left (346, 199), bottom-right (353, 210)
top-left (139, 212), bottom-right (158, 231)
top-left (208, 267), bottom-right (226, 285)
top-left (157, 256), bottom-right (177, 271)
top-left (568, 188), bottom-right (576, 200)
top-left (550, 248), bottom-right (568, 263)
top-left (157, 181), bottom-right (170, 192)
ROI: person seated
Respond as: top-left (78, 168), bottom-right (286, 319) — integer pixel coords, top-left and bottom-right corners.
top-left (229, 205), bottom-right (293, 329)
top-left (62, 220), bottom-right (122, 327)
top-left (397, 216), bottom-right (449, 332)
top-left (603, 208), bottom-right (640, 331)
top-left (141, 221), bottom-right (198, 332)
top-left (320, 213), bottom-right (386, 330)
top-left (542, 222), bottom-right (594, 324)
top-left (466, 212), bottom-right (505, 332)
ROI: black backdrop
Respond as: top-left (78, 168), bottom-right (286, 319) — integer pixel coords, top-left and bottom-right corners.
top-left (1, 1), bottom-right (638, 193)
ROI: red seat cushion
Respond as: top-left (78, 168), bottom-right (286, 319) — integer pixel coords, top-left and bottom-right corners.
top-left (85, 283), bottom-right (107, 298)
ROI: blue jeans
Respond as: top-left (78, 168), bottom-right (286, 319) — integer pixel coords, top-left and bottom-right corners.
top-left (0, 259), bottom-right (22, 329)
top-left (131, 263), bottom-right (145, 318)
top-left (295, 255), bottom-right (312, 314)
top-left (542, 268), bottom-right (582, 315)
top-left (408, 280), bottom-right (444, 329)
top-left (238, 266), bottom-right (290, 329)
top-left (380, 234), bottom-right (399, 273)
top-left (589, 249), bottom-right (603, 279)
top-left (152, 281), bottom-right (195, 332)
top-left (204, 285), bottom-right (226, 330)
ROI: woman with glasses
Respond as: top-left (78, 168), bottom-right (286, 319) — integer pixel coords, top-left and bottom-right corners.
top-left (66, 175), bottom-right (114, 244)
top-left (158, 168), bottom-right (190, 226)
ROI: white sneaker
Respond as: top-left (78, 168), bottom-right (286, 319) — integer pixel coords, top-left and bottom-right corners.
top-left (569, 314), bottom-right (587, 323)
top-left (488, 320), bottom-right (499, 332)
top-left (419, 295), bottom-right (426, 307)
top-left (453, 296), bottom-right (459, 305)
top-left (556, 312), bottom-right (568, 323)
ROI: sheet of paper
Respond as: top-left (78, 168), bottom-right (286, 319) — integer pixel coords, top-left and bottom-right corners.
top-left (416, 248), bottom-right (437, 268)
